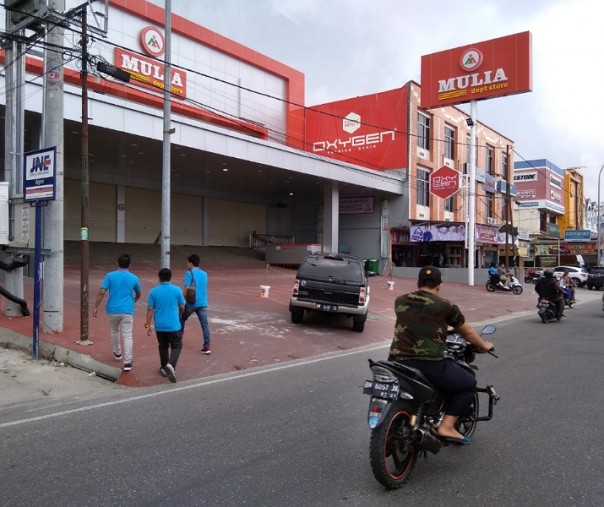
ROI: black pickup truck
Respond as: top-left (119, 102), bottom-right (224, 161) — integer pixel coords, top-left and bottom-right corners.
top-left (586, 267), bottom-right (604, 290)
top-left (289, 253), bottom-right (372, 332)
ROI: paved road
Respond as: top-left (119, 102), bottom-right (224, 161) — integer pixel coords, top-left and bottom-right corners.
top-left (2, 298), bottom-right (604, 506)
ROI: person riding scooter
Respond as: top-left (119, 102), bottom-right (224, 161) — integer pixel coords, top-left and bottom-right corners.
top-left (488, 262), bottom-right (508, 290)
top-left (535, 270), bottom-right (565, 317)
top-left (559, 271), bottom-right (576, 307)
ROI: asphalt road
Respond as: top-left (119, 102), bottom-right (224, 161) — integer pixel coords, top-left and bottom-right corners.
top-left (2, 299), bottom-right (604, 506)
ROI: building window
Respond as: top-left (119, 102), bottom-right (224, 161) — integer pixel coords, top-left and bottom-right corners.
top-left (502, 195), bottom-right (508, 222)
top-left (486, 145), bottom-right (494, 175)
top-left (445, 195), bottom-right (455, 212)
top-left (486, 193), bottom-right (494, 219)
top-left (540, 212), bottom-right (547, 233)
top-left (501, 150), bottom-right (509, 180)
top-left (417, 168), bottom-right (430, 206)
top-left (417, 112), bottom-right (431, 150)
top-left (444, 125), bottom-right (455, 160)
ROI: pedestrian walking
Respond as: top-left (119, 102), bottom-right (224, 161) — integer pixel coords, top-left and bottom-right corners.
top-left (181, 254), bottom-right (211, 354)
top-left (93, 253), bottom-right (142, 371)
top-left (145, 268), bottom-right (185, 383)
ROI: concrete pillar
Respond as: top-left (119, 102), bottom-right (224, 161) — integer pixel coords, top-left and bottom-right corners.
top-left (323, 181), bottom-right (339, 254)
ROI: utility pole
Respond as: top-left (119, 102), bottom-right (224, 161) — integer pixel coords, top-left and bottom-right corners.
top-left (161, 0), bottom-right (172, 268)
top-left (42, 0), bottom-right (65, 333)
top-left (506, 145), bottom-right (518, 279)
top-left (2, 10), bottom-right (26, 317)
top-left (79, 6), bottom-right (90, 343)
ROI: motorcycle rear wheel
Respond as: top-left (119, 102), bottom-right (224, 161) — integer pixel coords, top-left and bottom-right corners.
top-left (369, 403), bottom-right (418, 489)
top-left (485, 282), bottom-right (496, 292)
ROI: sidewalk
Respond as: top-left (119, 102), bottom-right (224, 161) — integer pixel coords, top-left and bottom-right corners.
top-left (0, 263), bottom-right (552, 388)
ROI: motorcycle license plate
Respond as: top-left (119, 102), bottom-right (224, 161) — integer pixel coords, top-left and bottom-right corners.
top-left (316, 303), bottom-right (338, 312)
top-left (363, 380), bottom-right (400, 399)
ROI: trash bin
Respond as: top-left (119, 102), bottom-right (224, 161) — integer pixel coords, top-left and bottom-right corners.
top-left (365, 259), bottom-right (379, 275)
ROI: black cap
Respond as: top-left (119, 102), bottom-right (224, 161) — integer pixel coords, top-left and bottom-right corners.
top-left (418, 265), bottom-right (442, 285)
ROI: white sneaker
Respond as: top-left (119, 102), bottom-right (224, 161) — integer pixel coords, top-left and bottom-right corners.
top-left (164, 363), bottom-right (177, 383)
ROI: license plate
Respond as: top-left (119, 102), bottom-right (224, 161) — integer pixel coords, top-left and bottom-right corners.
top-left (316, 303), bottom-right (338, 312)
top-left (363, 380), bottom-right (400, 399)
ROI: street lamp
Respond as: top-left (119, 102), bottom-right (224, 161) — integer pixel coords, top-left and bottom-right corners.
top-left (598, 164), bottom-right (604, 266)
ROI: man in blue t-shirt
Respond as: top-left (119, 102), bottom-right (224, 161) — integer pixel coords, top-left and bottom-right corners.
top-left (181, 254), bottom-right (212, 355)
top-left (146, 268), bottom-right (185, 383)
top-left (93, 254), bottom-right (142, 371)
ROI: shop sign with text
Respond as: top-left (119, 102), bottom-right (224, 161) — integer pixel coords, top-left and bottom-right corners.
top-left (420, 32), bottom-right (532, 109)
top-left (306, 88), bottom-right (408, 170)
top-left (114, 48), bottom-right (187, 98)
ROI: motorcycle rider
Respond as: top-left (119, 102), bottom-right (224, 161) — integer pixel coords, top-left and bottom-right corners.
top-left (559, 271), bottom-right (575, 306)
top-left (498, 263), bottom-right (510, 289)
top-left (388, 266), bottom-right (494, 445)
top-left (535, 269), bottom-right (565, 317)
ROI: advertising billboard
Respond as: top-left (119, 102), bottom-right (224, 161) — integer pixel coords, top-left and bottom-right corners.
top-left (421, 31), bottom-right (532, 109)
top-left (305, 87), bottom-right (408, 170)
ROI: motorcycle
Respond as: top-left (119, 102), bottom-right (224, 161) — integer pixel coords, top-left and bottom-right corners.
top-left (537, 298), bottom-right (562, 323)
top-left (363, 325), bottom-right (499, 489)
top-left (486, 274), bottom-right (523, 295)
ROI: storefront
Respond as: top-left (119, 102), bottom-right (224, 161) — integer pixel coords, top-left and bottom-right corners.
top-left (392, 223), bottom-right (466, 268)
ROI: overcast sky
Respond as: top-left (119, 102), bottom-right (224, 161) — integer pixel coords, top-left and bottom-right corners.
top-left (149, 0), bottom-right (604, 201)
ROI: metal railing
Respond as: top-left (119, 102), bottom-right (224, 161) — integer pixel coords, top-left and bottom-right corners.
top-left (249, 232), bottom-right (294, 250)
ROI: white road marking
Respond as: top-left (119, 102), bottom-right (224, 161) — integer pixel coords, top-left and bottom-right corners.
top-left (0, 343), bottom-right (389, 429)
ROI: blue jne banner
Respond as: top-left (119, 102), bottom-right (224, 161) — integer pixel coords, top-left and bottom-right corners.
top-left (23, 147), bottom-right (57, 201)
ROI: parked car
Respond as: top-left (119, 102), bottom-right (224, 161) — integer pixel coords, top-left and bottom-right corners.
top-left (289, 253), bottom-right (372, 332)
top-left (551, 266), bottom-right (588, 287)
top-left (586, 266), bottom-right (604, 290)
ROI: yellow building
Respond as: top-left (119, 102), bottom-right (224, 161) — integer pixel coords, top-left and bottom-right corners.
top-left (559, 168), bottom-right (585, 235)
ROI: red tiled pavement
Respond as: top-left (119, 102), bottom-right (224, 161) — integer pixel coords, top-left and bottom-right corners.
top-left (0, 264), bottom-right (538, 388)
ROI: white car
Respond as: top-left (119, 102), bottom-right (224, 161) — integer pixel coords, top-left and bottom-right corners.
top-left (552, 266), bottom-right (588, 286)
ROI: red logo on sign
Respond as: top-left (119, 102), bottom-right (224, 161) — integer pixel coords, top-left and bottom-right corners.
top-left (430, 166), bottom-right (461, 200)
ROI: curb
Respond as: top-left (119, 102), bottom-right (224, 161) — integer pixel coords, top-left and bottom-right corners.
top-left (0, 328), bottom-right (121, 382)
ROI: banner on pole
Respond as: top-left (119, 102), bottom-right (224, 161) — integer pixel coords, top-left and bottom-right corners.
top-left (23, 147), bottom-right (57, 201)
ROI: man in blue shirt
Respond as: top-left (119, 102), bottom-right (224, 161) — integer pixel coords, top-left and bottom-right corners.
top-left (145, 268), bottom-right (185, 383)
top-left (181, 254), bottom-right (212, 355)
top-left (93, 254), bottom-right (142, 371)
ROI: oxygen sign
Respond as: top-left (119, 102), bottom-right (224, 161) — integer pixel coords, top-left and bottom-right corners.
top-left (430, 166), bottom-right (461, 200)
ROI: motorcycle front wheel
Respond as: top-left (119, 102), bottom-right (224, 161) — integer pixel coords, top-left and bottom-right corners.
top-left (512, 285), bottom-right (523, 295)
top-left (369, 403), bottom-right (418, 489)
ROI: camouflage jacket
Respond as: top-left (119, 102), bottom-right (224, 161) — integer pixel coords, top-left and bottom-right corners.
top-left (388, 289), bottom-right (465, 361)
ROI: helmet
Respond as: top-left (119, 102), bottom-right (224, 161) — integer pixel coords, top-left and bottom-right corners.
top-left (544, 270), bottom-right (554, 278)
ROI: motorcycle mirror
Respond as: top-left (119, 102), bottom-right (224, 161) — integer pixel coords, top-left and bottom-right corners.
top-left (481, 324), bottom-right (497, 335)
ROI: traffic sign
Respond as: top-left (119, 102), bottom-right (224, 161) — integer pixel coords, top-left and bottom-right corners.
top-left (430, 165), bottom-right (461, 200)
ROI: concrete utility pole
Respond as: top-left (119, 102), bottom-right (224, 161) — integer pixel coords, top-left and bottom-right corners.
top-left (42, 0), bottom-right (65, 332)
top-left (2, 10), bottom-right (26, 317)
top-left (161, 0), bottom-right (172, 268)
top-left (467, 101), bottom-right (477, 285)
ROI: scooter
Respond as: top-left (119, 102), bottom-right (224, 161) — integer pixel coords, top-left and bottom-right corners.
top-left (485, 274), bottom-right (523, 295)
top-left (537, 298), bottom-right (562, 323)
